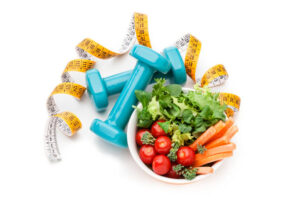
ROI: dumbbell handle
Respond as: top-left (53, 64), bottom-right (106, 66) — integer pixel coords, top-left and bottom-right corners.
top-left (103, 70), bottom-right (132, 95)
top-left (107, 62), bottom-right (154, 129)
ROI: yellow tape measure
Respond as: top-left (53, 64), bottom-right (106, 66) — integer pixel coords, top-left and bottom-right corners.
top-left (184, 35), bottom-right (202, 81)
top-left (45, 59), bottom-right (95, 161)
top-left (54, 112), bottom-right (82, 136)
top-left (134, 13), bottom-right (152, 48)
top-left (45, 111), bottom-right (82, 161)
top-left (200, 64), bottom-right (228, 88)
top-left (76, 13), bottom-right (152, 60)
top-left (62, 59), bottom-right (96, 83)
top-left (77, 38), bottom-right (120, 59)
top-left (45, 12), bottom-right (241, 161)
top-left (175, 34), bottom-right (201, 81)
top-left (219, 93), bottom-right (241, 117)
top-left (50, 82), bottom-right (86, 99)
top-left (63, 59), bottom-right (95, 73)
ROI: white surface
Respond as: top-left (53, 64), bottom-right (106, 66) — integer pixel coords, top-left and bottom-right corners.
top-left (127, 89), bottom-right (224, 184)
top-left (0, 0), bottom-right (300, 199)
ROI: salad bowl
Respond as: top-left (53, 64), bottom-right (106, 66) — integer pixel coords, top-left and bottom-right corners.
top-left (127, 88), bottom-right (224, 184)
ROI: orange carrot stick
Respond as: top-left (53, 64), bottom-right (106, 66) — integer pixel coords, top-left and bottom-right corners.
top-left (224, 125), bottom-right (239, 140)
top-left (206, 125), bottom-right (238, 149)
top-left (214, 120), bottom-right (226, 133)
top-left (193, 152), bottom-right (233, 167)
top-left (207, 117), bottom-right (234, 143)
top-left (195, 143), bottom-right (236, 160)
top-left (189, 126), bottom-right (217, 151)
top-left (195, 167), bottom-right (214, 175)
top-left (205, 136), bottom-right (229, 149)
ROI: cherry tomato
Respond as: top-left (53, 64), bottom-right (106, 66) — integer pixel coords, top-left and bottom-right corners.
top-left (166, 163), bottom-right (181, 179)
top-left (151, 120), bottom-right (167, 138)
top-left (177, 146), bottom-right (195, 166)
top-left (154, 136), bottom-right (172, 154)
top-left (139, 145), bottom-right (156, 164)
top-left (152, 155), bottom-right (171, 175)
top-left (136, 129), bottom-right (151, 146)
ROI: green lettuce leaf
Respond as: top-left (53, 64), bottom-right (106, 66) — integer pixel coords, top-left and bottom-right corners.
top-left (136, 108), bottom-right (153, 128)
top-left (185, 90), bottom-right (227, 121)
top-left (148, 97), bottom-right (163, 120)
top-left (135, 90), bottom-right (151, 108)
top-left (179, 123), bottom-right (192, 133)
top-left (158, 121), bottom-right (170, 133)
top-left (165, 84), bottom-right (182, 97)
top-left (182, 109), bottom-right (194, 124)
top-left (171, 130), bottom-right (193, 146)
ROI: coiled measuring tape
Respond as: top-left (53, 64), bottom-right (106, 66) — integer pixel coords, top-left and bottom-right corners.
top-left (45, 12), bottom-right (241, 161)
top-left (45, 60), bottom-right (95, 161)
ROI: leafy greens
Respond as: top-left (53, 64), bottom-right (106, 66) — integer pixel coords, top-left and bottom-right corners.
top-left (134, 78), bottom-right (227, 146)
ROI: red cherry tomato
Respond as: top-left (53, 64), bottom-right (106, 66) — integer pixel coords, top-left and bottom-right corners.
top-left (154, 136), bottom-right (172, 154)
top-left (177, 146), bottom-right (195, 166)
top-left (136, 129), bottom-right (151, 146)
top-left (151, 120), bottom-right (167, 138)
top-left (139, 145), bottom-right (156, 165)
top-left (166, 163), bottom-right (181, 179)
top-left (152, 155), bottom-right (171, 175)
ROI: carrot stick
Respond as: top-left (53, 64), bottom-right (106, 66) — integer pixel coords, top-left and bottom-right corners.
top-left (189, 126), bottom-right (217, 151)
top-left (205, 136), bottom-right (229, 149)
top-left (207, 117), bottom-right (234, 143)
top-left (224, 125), bottom-right (238, 140)
top-left (193, 152), bottom-right (233, 167)
top-left (195, 143), bottom-right (236, 160)
top-left (214, 120), bottom-right (226, 133)
top-left (195, 167), bottom-right (214, 175)
top-left (205, 125), bottom-right (238, 149)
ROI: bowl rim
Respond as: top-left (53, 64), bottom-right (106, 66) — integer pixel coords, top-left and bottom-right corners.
top-left (127, 87), bottom-right (224, 184)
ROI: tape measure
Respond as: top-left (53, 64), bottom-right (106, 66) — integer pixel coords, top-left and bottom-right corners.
top-left (45, 59), bottom-right (95, 161)
top-left (76, 13), bottom-right (152, 60)
top-left (45, 112), bottom-right (82, 160)
top-left (45, 12), bottom-right (241, 161)
top-left (219, 93), bottom-right (241, 117)
top-left (62, 59), bottom-right (95, 82)
top-left (200, 64), bottom-right (228, 88)
top-left (174, 34), bottom-right (201, 81)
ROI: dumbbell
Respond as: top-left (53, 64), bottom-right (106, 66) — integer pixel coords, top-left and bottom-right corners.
top-left (90, 45), bottom-right (185, 148)
top-left (86, 47), bottom-right (186, 112)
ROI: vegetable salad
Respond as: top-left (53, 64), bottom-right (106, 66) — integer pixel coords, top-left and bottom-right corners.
top-left (134, 79), bottom-right (238, 180)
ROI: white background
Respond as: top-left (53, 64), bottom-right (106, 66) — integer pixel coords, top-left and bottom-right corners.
top-left (0, 0), bottom-right (299, 199)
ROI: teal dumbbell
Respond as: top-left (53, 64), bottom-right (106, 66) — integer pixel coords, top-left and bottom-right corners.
top-left (90, 45), bottom-right (186, 147)
top-left (86, 47), bottom-right (186, 111)
top-left (86, 70), bottom-right (132, 112)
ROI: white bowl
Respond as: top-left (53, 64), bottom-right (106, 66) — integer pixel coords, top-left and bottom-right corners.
top-left (127, 88), bottom-right (224, 184)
